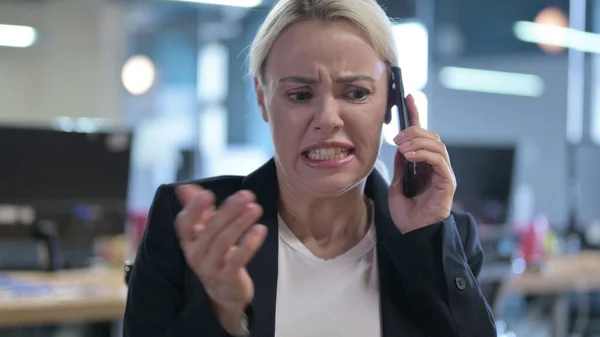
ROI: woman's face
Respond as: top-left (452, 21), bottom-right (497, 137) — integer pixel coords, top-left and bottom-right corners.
top-left (255, 19), bottom-right (388, 196)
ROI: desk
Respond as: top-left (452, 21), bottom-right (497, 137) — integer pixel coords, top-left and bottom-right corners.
top-left (508, 251), bottom-right (600, 294)
top-left (497, 251), bottom-right (600, 337)
top-left (0, 268), bottom-right (127, 328)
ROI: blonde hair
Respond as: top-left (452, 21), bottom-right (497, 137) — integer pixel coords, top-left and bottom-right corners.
top-left (248, 0), bottom-right (398, 83)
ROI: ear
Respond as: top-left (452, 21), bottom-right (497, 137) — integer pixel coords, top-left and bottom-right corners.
top-left (254, 77), bottom-right (269, 122)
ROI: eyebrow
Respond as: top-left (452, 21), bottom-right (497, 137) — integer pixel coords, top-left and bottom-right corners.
top-left (278, 74), bottom-right (375, 84)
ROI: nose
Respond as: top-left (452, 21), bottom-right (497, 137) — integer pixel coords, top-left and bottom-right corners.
top-left (313, 96), bottom-right (343, 134)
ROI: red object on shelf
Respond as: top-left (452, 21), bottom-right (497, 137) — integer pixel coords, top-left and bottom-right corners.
top-left (516, 215), bottom-right (549, 268)
top-left (128, 210), bottom-right (149, 251)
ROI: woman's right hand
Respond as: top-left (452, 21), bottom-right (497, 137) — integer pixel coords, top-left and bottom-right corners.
top-left (175, 184), bottom-right (267, 333)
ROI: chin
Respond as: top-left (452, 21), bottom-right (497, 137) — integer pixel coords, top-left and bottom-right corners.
top-left (300, 171), bottom-right (365, 197)
top-left (276, 154), bottom-right (371, 196)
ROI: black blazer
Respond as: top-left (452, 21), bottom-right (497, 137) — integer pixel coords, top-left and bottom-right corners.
top-left (123, 158), bottom-right (496, 337)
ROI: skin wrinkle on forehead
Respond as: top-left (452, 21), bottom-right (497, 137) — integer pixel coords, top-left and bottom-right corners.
top-left (263, 20), bottom-right (386, 89)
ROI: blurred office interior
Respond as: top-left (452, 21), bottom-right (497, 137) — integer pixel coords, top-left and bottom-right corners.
top-left (1, 0), bottom-right (600, 336)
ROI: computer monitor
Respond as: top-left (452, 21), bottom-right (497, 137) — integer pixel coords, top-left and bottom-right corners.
top-left (0, 126), bottom-right (132, 243)
top-left (447, 144), bottom-right (516, 225)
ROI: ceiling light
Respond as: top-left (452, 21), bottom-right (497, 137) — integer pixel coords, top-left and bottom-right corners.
top-left (121, 55), bottom-right (156, 96)
top-left (0, 24), bottom-right (37, 48)
top-left (532, 7), bottom-right (569, 53)
top-left (168, 0), bottom-right (262, 7)
top-left (514, 21), bottom-right (600, 54)
top-left (439, 67), bottom-right (545, 97)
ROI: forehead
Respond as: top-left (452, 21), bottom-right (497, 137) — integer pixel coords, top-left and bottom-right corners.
top-left (265, 19), bottom-right (386, 81)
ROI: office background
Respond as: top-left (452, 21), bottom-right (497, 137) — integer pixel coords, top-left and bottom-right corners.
top-left (1, 0), bottom-right (600, 336)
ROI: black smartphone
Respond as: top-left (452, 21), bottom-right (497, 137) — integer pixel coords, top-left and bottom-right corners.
top-left (389, 66), bottom-right (419, 198)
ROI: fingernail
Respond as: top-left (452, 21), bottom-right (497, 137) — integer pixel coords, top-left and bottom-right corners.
top-left (250, 225), bottom-right (267, 236)
top-left (245, 203), bottom-right (257, 214)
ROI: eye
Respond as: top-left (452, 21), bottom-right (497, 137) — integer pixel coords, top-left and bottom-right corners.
top-left (343, 88), bottom-right (371, 101)
top-left (287, 91), bottom-right (313, 103)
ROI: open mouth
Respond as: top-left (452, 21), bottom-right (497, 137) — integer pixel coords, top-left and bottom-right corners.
top-left (302, 148), bottom-right (355, 161)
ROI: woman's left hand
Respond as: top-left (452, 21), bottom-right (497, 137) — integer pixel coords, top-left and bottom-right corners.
top-left (388, 94), bottom-right (457, 234)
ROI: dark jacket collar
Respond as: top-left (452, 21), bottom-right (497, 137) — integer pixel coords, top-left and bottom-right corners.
top-left (240, 158), bottom-right (419, 337)
top-left (241, 157), bottom-right (397, 233)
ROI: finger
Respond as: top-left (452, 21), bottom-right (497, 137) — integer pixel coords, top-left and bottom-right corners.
top-left (181, 224), bottom-right (208, 271)
top-left (404, 150), bottom-right (454, 182)
top-left (196, 191), bottom-right (256, 251)
top-left (185, 206), bottom-right (217, 243)
top-left (189, 208), bottom-right (216, 240)
top-left (223, 246), bottom-right (237, 262)
top-left (175, 190), bottom-right (215, 242)
top-left (175, 184), bottom-right (204, 205)
top-left (390, 149), bottom-right (405, 187)
top-left (177, 185), bottom-right (217, 234)
top-left (396, 138), bottom-right (450, 166)
top-left (204, 203), bottom-right (263, 270)
top-left (394, 126), bottom-right (440, 144)
top-left (222, 224), bottom-right (267, 276)
top-left (405, 94), bottom-right (420, 128)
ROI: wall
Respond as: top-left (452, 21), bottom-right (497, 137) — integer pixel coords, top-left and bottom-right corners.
top-left (0, 0), bottom-right (126, 126)
top-left (430, 53), bottom-right (570, 226)
top-left (378, 53), bottom-right (572, 226)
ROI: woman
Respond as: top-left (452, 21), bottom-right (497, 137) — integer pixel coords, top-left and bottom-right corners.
top-left (123, 0), bottom-right (496, 336)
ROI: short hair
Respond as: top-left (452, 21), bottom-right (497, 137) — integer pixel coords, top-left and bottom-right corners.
top-left (248, 0), bottom-right (398, 83)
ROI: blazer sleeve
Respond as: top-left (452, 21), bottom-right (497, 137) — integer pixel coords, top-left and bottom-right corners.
top-left (388, 212), bottom-right (496, 337)
top-left (123, 184), bottom-right (229, 337)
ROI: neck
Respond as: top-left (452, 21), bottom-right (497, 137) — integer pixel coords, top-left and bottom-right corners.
top-left (276, 172), bottom-right (370, 247)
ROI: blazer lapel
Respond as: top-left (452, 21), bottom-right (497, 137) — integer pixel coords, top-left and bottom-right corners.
top-left (365, 173), bottom-right (424, 337)
top-left (242, 159), bottom-right (279, 337)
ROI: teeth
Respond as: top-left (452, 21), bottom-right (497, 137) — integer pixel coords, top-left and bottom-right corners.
top-left (307, 148), bottom-right (351, 161)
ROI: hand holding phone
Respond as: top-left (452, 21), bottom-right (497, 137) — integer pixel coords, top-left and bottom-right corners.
top-left (387, 67), bottom-right (430, 198)
top-left (385, 67), bottom-right (456, 233)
